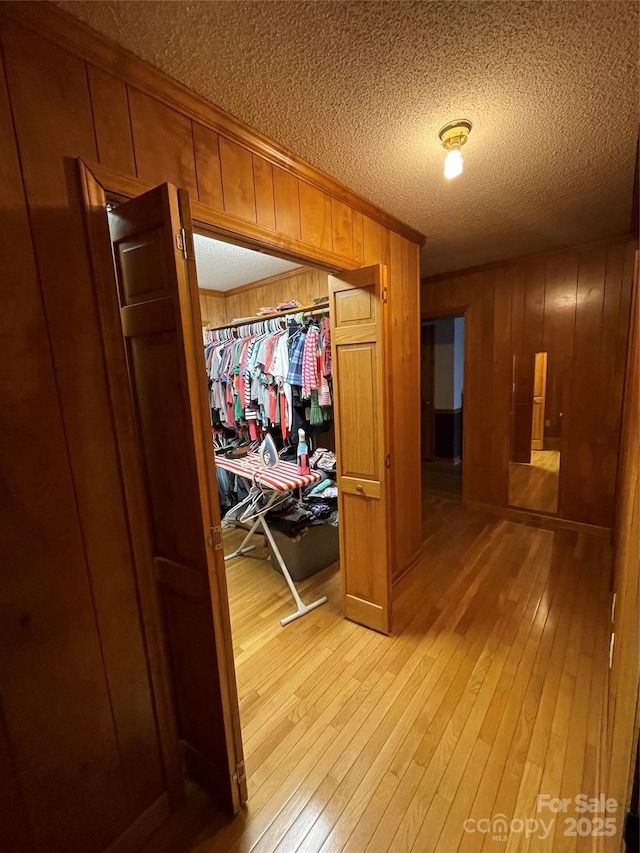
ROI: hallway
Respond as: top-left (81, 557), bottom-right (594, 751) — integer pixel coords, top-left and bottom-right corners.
top-left (149, 499), bottom-right (613, 852)
top-left (422, 460), bottom-right (463, 501)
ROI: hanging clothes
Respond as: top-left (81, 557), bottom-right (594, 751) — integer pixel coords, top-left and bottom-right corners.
top-left (203, 311), bottom-right (333, 443)
top-left (321, 316), bottom-right (332, 378)
top-left (301, 325), bottom-right (320, 399)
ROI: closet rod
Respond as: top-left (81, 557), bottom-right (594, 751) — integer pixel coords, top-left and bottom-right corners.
top-left (205, 298), bottom-right (329, 333)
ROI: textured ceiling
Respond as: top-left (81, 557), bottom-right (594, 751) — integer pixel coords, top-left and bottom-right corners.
top-left (58, 1), bottom-right (639, 275)
top-left (193, 233), bottom-right (301, 290)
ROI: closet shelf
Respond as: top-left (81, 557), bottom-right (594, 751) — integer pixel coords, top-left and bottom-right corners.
top-left (205, 298), bottom-right (329, 332)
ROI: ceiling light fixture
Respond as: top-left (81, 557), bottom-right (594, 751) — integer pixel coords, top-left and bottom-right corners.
top-left (438, 119), bottom-right (472, 180)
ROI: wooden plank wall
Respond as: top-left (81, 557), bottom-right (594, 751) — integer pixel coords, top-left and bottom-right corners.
top-left (421, 237), bottom-right (637, 528)
top-left (606, 252), bottom-right (639, 843)
top-left (223, 267), bottom-right (329, 324)
top-left (0, 4), bottom-right (422, 849)
top-left (198, 289), bottom-right (227, 327)
top-left (0, 17), bottom-right (167, 853)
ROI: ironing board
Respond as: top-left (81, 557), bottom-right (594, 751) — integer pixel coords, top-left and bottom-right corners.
top-left (214, 452), bottom-right (328, 626)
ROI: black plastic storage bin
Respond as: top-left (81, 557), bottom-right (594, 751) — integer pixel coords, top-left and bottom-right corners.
top-left (268, 524), bottom-right (339, 581)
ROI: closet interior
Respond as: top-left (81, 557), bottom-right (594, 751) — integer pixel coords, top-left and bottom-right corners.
top-left (194, 232), bottom-right (342, 632)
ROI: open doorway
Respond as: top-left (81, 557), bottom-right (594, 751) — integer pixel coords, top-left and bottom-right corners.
top-left (421, 315), bottom-right (464, 507)
top-left (194, 233), bottom-right (343, 616)
top-left (193, 230), bottom-right (347, 792)
top-left (82, 165), bottom-right (396, 814)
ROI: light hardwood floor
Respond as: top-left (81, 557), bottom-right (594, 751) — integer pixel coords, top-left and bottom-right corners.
top-left (148, 498), bottom-right (613, 852)
top-left (509, 450), bottom-right (560, 514)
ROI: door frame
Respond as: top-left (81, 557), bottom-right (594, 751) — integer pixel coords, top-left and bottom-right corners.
top-left (78, 157), bottom-right (364, 805)
top-left (420, 323), bottom-right (435, 461)
top-left (420, 309), bottom-right (468, 501)
top-left (84, 160), bottom-right (360, 275)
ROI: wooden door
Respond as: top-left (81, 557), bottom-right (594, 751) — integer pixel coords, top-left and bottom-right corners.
top-left (531, 351), bottom-right (548, 450)
top-left (421, 324), bottom-right (435, 461)
top-left (328, 265), bottom-right (393, 634)
top-left (512, 354), bottom-right (533, 464)
top-left (107, 183), bottom-right (246, 812)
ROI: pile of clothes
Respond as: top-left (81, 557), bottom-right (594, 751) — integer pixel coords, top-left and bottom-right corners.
top-left (219, 445), bottom-right (339, 536)
top-left (256, 299), bottom-right (302, 316)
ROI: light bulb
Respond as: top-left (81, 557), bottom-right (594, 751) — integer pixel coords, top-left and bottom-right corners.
top-left (444, 145), bottom-right (463, 179)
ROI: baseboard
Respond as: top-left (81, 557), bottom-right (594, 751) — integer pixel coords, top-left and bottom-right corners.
top-left (106, 793), bottom-right (171, 853)
top-left (392, 545), bottom-right (425, 587)
top-left (464, 500), bottom-right (612, 537)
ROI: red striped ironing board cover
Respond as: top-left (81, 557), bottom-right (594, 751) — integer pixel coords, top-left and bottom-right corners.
top-left (214, 452), bottom-right (322, 491)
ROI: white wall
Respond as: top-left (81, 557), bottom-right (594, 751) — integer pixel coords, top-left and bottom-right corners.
top-left (424, 316), bottom-right (464, 410)
top-left (454, 316), bottom-right (465, 409)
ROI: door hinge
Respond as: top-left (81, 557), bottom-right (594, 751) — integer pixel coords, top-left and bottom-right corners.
top-left (176, 227), bottom-right (188, 259)
top-left (207, 525), bottom-right (223, 551)
top-left (381, 287), bottom-right (388, 304)
top-left (385, 453), bottom-right (391, 469)
top-left (232, 760), bottom-right (246, 784)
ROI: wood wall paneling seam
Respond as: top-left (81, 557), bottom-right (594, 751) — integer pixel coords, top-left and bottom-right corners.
top-left (252, 153), bottom-right (276, 231)
top-left (86, 63), bottom-right (137, 177)
top-left (192, 121), bottom-right (224, 211)
top-left (128, 86), bottom-right (198, 194)
top-left (218, 136), bottom-right (256, 223)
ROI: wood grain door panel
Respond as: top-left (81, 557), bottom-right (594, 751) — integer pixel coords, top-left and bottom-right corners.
top-left (329, 265), bottom-right (392, 634)
top-left (334, 287), bottom-right (376, 325)
top-left (127, 332), bottom-right (204, 566)
top-left (334, 343), bottom-right (379, 480)
top-left (531, 399), bottom-right (545, 450)
top-left (108, 182), bottom-right (246, 812)
top-left (531, 351), bottom-right (548, 450)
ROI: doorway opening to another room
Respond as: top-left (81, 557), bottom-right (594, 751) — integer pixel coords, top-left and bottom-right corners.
top-left (82, 162), bottom-right (396, 817)
top-left (194, 229), bottom-right (343, 631)
top-left (421, 314), bottom-right (464, 509)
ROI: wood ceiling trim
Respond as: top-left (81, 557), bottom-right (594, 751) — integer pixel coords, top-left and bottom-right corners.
top-left (197, 288), bottom-right (225, 299)
top-left (0, 1), bottom-right (426, 246)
